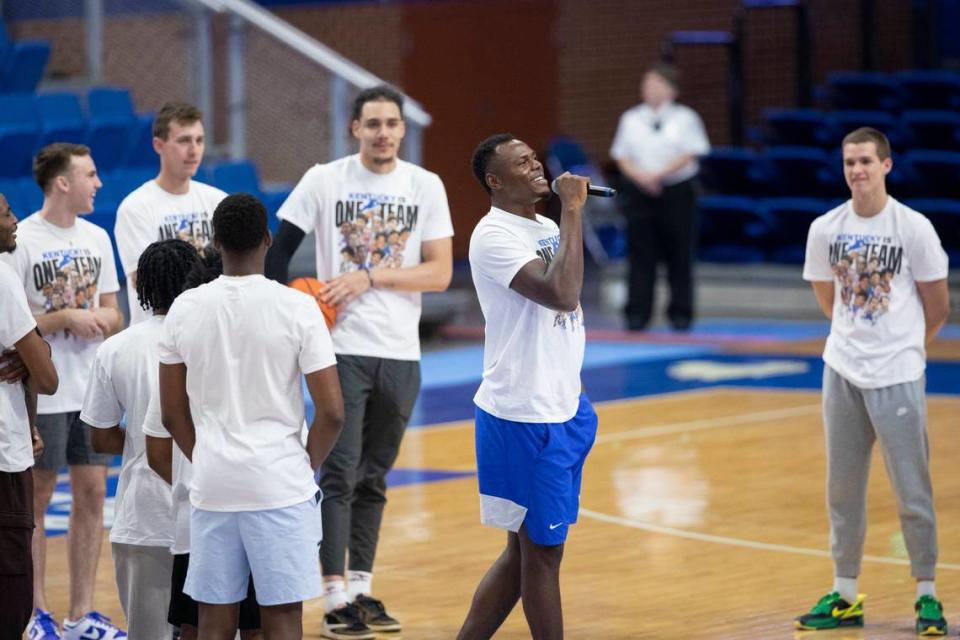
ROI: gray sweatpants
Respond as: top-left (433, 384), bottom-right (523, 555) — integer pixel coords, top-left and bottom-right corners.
top-left (319, 354), bottom-right (421, 577)
top-left (112, 542), bottom-right (174, 640)
top-left (822, 365), bottom-right (938, 579)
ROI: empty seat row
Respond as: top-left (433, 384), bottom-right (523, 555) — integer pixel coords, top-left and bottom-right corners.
top-left (701, 146), bottom-right (960, 199)
top-left (764, 108), bottom-right (960, 151)
top-left (698, 195), bottom-right (960, 264)
top-left (0, 22), bottom-right (51, 93)
top-left (826, 70), bottom-right (960, 112)
top-left (0, 88), bottom-right (157, 177)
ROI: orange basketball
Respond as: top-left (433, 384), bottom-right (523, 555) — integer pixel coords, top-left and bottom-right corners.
top-left (288, 277), bottom-right (337, 329)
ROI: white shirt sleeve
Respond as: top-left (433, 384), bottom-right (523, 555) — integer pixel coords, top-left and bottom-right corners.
top-left (803, 218), bottom-right (834, 281)
top-left (681, 109), bottom-right (711, 157)
top-left (0, 268), bottom-right (36, 348)
top-left (609, 111), bottom-right (633, 160)
top-left (277, 166), bottom-right (322, 235)
top-left (297, 296), bottom-right (337, 374)
top-left (141, 391), bottom-right (170, 439)
top-left (96, 227), bottom-right (120, 295)
top-left (80, 350), bottom-right (122, 428)
top-left (470, 223), bottom-right (542, 289)
top-left (158, 301), bottom-right (185, 365)
top-left (908, 216), bottom-right (950, 282)
top-left (419, 173), bottom-right (455, 243)
top-left (114, 196), bottom-right (156, 275)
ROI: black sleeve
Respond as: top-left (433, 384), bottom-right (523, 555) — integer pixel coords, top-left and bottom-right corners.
top-left (265, 220), bottom-right (306, 283)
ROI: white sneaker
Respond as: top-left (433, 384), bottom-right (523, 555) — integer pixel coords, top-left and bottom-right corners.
top-left (26, 608), bottom-right (62, 640)
top-left (61, 611), bottom-right (127, 639)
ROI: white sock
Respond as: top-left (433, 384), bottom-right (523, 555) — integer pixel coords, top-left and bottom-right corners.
top-left (348, 571), bottom-right (373, 599)
top-left (833, 576), bottom-right (859, 603)
top-left (917, 580), bottom-right (937, 599)
top-left (323, 580), bottom-right (350, 613)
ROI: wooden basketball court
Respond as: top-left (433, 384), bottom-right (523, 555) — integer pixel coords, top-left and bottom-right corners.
top-left (39, 332), bottom-right (960, 639)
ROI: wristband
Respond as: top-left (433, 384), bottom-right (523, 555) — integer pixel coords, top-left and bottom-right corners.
top-left (363, 267), bottom-right (374, 288)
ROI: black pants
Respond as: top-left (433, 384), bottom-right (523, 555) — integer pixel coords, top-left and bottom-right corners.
top-left (319, 354), bottom-right (421, 576)
top-left (622, 177), bottom-right (699, 329)
top-left (0, 469), bottom-right (33, 640)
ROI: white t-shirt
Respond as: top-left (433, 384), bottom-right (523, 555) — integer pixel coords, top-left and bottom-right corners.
top-left (80, 316), bottom-right (173, 546)
top-left (469, 207), bottom-right (586, 423)
top-left (0, 260), bottom-right (38, 472)
top-left (0, 213), bottom-right (120, 414)
top-left (114, 180), bottom-right (226, 325)
top-left (803, 196), bottom-right (949, 388)
top-left (610, 101), bottom-right (711, 186)
top-left (158, 275), bottom-right (336, 511)
top-left (141, 393), bottom-right (192, 554)
top-left (277, 155), bottom-right (454, 361)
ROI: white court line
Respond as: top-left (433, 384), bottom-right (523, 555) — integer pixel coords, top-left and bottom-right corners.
top-left (578, 508), bottom-right (960, 571)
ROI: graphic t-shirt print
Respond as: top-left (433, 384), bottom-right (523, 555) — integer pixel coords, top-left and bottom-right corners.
top-left (33, 247), bottom-right (103, 313)
top-left (158, 211), bottom-right (212, 252)
top-left (829, 233), bottom-right (902, 326)
top-left (537, 233), bottom-right (583, 332)
top-left (335, 192), bottom-right (419, 273)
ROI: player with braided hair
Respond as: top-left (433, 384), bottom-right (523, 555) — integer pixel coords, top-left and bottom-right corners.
top-left (79, 239), bottom-right (202, 640)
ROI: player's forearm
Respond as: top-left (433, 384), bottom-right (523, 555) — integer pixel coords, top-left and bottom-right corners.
top-left (95, 306), bottom-right (124, 336)
top-left (542, 205), bottom-right (585, 312)
top-left (370, 260), bottom-right (452, 293)
top-left (163, 414), bottom-right (196, 461)
top-left (35, 310), bottom-right (72, 335)
top-left (24, 385), bottom-right (37, 431)
top-left (306, 410), bottom-right (344, 470)
top-left (90, 425), bottom-right (125, 454)
top-left (145, 436), bottom-right (172, 484)
top-left (656, 154), bottom-right (695, 181)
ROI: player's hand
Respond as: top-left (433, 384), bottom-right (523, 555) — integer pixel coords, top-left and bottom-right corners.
top-left (554, 172), bottom-right (590, 211)
top-left (0, 349), bottom-right (27, 384)
top-left (67, 310), bottom-right (104, 339)
top-left (32, 427), bottom-right (44, 459)
top-left (321, 270), bottom-right (371, 308)
top-left (631, 170), bottom-right (663, 196)
top-left (92, 307), bottom-right (118, 335)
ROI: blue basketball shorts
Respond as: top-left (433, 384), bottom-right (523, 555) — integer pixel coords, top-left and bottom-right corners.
top-left (474, 394), bottom-right (598, 546)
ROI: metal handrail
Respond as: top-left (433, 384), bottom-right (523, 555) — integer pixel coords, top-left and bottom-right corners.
top-left (183, 0), bottom-right (432, 127)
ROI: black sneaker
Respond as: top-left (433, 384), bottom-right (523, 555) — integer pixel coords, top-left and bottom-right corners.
top-left (322, 602), bottom-right (375, 640)
top-left (355, 594), bottom-right (402, 633)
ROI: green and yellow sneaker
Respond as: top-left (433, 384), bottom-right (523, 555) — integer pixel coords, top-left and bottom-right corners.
top-left (915, 595), bottom-right (947, 636)
top-left (794, 591), bottom-right (865, 630)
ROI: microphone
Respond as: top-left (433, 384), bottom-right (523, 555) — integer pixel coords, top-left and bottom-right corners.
top-left (550, 178), bottom-right (617, 198)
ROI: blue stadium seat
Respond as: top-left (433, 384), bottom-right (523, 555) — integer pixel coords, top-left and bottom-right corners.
top-left (895, 70), bottom-right (960, 110)
top-left (698, 195), bottom-right (773, 262)
top-left (764, 109), bottom-right (835, 148)
top-left (0, 40), bottom-right (51, 93)
top-left (110, 166), bottom-right (157, 201)
top-left (0, 93), bottom-right (39, 177)
top-left (17, 176), bottom-right (43, 213)
top-left (827, 71), bottom-right (902, 112)
top-left (123, 113), bottom-right (158, 169)
top-left (85, 87), bottom-right (136, 171)
top-left (0, 21), bottom-right (10, 62)
top-left (765, 146), bottom-right (844, 197)
top-left (36, 92), bottom-right (87, 147)
top-left (830, 110), bottom-right (910, 149)
top-left (211, 160), bottom-right (290, 229)
top-left (904, 150), bottom-right (960, 198)
top-left (906, 198), bottom-right (960, 263)
top-left (902, 110), bottom-right (960, 151)
top-left (700, 147), bottom-right (773, 195)
top-left (761, 197), bottom-right (830, 263)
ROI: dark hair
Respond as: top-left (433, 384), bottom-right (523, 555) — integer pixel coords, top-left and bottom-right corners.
top-left (184, 245), bottom-right (223, 290)
top-left (135, 239), bottom-right (204, 312)
top-left (153, 101), bottom-right (203, 140)
top-left (212, 193), bottom-right (269, 253)
top-left (351, 85), bottom-right (404, 122)
top-left (647, 62), bottom-right (680, 90)
top-left (471, 133), bottom-right (516, 194)
top-left (842, 127), bottom-right (891, 160)
top-left (33, 143), bottom-right (92, 193)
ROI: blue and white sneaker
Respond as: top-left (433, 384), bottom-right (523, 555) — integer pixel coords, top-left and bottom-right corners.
top-left (62, 611), bottom-right (127, 639)
top-left (27, 608), bottom-right (62, 639)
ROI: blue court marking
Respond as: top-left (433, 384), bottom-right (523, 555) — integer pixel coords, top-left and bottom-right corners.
top-left (385, 468), bottom-right (474, 488)
top-left (644, 318), bottom-right (832, 340)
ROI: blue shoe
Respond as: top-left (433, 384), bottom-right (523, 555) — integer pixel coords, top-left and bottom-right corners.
top-left (26, 608), bottom-right (62, 640)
